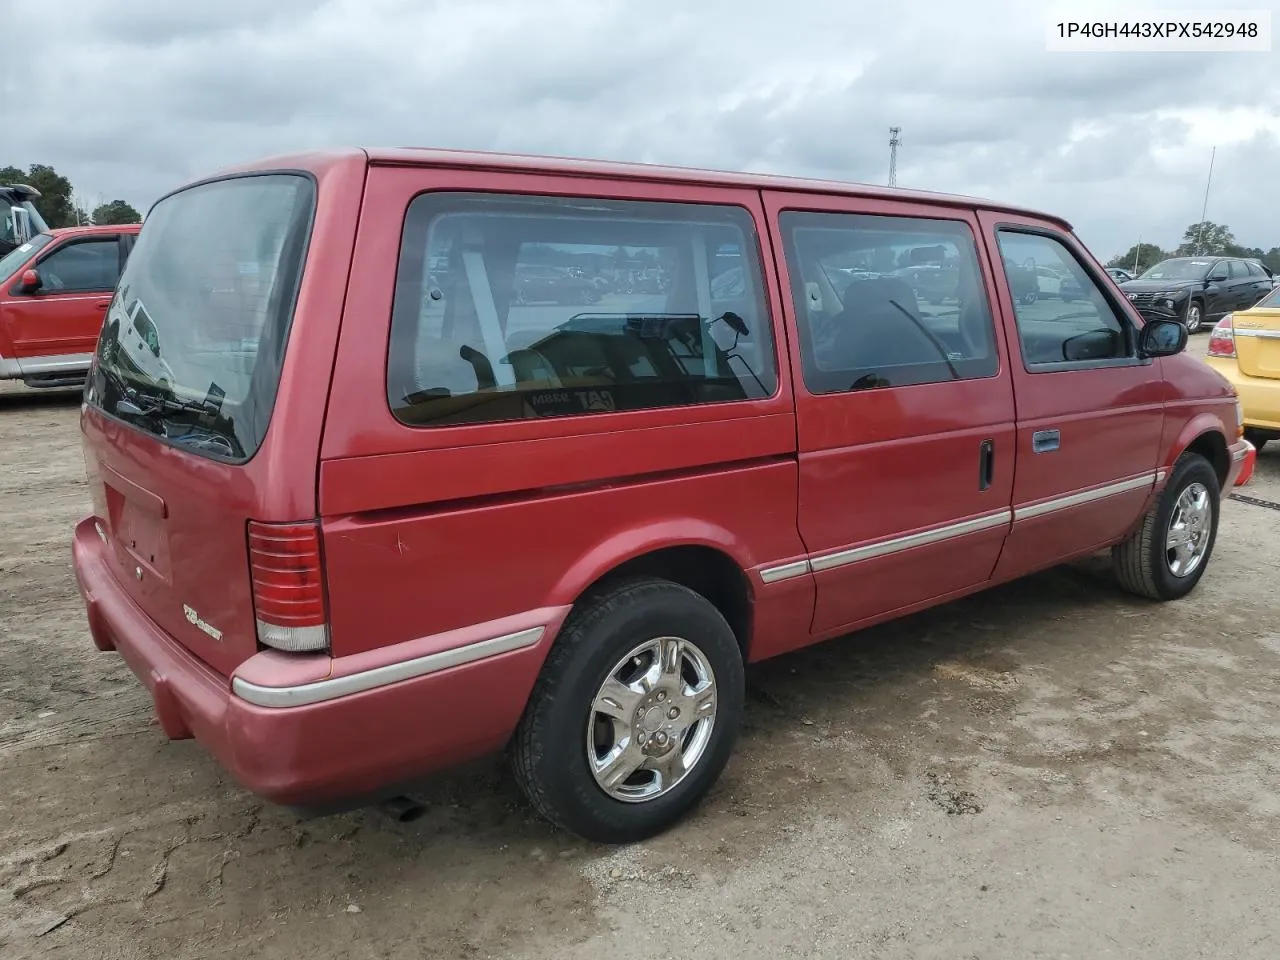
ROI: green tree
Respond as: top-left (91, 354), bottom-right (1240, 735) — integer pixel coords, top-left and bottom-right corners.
top-left (1107, 242), bottom-right (1168, 275)
top-left (91, 200), bottom-right (142, 225)
top-left (1176, 220), bottom-right (1235, 256)
top-left (0, 163), bottom-right (75, 227)
top-left (1263, 247), bottom-right (1280, 273)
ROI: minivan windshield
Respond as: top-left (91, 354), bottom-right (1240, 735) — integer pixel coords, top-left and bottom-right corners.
top-left (84, 174), bottom-right (315, 461)
top-left (0, 232), bottom-right (52, 282)
top-left (1, 198), bottom-right (51, 254)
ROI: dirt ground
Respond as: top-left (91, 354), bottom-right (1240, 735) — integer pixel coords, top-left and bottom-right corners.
top-left (3, 337), bottom-right (1279, 960)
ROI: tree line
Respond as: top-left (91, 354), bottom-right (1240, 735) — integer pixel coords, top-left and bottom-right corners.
top-left (1, 162), bottom-right (141, 227)
top-left (1107, 221), bottom-right (1280, 276)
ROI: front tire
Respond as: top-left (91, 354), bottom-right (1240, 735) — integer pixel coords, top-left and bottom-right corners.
top-left (1112, 452), bottom-right (1220, 601)
top-left (1184, 300), bottom-right (1204, 333)
top-left (510, 577), bottom-right (744, 844)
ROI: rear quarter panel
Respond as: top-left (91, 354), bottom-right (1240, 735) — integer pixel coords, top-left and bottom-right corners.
top-left (318, 164), bottom-right (810, 659)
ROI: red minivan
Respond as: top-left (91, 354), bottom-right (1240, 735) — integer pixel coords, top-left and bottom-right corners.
top-left (73, 149), bottom-right (1255, 843)
top-left (0, 224), bottom-right (141, 388)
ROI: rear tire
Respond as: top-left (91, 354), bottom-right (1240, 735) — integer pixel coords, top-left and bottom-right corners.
top-left (510, 577), bottom-right (744, 844)
top-left (1112, 453), bottom-right (1220, 601)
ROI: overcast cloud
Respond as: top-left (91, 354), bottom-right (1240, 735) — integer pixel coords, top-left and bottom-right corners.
top-left (3, 0), bottom-right (1278, 259)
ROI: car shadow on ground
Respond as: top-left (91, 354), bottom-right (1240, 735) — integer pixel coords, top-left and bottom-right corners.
top-left (0, 387), bottom-right (83, 410)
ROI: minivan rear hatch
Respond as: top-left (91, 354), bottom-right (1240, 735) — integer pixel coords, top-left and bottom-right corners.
top-left (1234, 287), bottom-right (1280, 380)
top-left (81, 173), bottom-right (318, 677)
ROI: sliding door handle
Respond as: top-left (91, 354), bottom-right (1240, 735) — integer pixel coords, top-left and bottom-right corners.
top-left (979, 438), bottom-right (995, 490)
top-left (1032, 429), bottom-right (1060, 454)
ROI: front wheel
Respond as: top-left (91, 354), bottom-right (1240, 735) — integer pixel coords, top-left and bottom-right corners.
top-left (510, 577), bottom-right (744, 844)
top-left (1112, 452), bottom-right (1220, 601)
top-left (1184, 300), bottom-right (1204, 333)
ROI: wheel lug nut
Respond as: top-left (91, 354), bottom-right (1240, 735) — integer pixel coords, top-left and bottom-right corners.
top-left (668, 707), bottom-right (679, 719)
top-left (638, 733), bottom-right (647, 744)
top-left (657, 691), bottom-right (666, 702)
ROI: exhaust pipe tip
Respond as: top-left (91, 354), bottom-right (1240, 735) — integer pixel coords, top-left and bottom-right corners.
top-left (379, 796), bottom-right (427, 823)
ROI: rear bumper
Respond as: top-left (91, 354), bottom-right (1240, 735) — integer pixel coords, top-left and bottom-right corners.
top-left (1205, 358), bottom-right (1280, 431)
top-left (72, 517), bottom-right (562, 806)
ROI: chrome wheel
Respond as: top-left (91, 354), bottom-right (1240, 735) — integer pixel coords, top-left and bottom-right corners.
top-left (1184, 302), bottom-right (1202, 333)
top-left (587, 636), bottom-right (717, 803)
top-left (1165, 481), bottom-right (1212, 578)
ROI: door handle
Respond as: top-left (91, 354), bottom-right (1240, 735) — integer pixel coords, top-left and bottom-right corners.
top-left (95, 301), bottom-right (111, 310)
top-left (978, 439), bottom-right (995, 491)
top-left (1032, 429), bottom-right (1060, 454)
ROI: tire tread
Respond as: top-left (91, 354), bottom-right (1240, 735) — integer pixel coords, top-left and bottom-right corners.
top-left (1112, 451), bottom-right (1218, 601)
top-left (510, 576), bottom-right (731, 837)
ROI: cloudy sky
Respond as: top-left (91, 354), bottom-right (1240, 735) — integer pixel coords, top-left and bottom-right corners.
top-left (4, 0), bottom-right (1278, 260)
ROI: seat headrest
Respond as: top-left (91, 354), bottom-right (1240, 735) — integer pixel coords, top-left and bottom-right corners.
top-left (842, 277), bottom-right (917, 315)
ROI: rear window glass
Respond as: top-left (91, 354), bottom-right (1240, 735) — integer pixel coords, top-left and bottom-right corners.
top-left (387, 193), bottom-right (777, 427)
top-left (1259, 285), bottom-right (1280, 308)
top-left (85, 174), bottom-right (315, 461)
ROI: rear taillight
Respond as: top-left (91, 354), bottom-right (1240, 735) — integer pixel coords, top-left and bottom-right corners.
top-left (247, 520), bottom-right (329, 653)
top-left (1208, 314), bottom-right (1237, 358)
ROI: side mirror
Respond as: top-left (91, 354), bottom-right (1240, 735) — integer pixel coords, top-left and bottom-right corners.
top-left (1138, 318), bottom-right (1187, 358)
top-left (17, 268), bottom-right (41, 293)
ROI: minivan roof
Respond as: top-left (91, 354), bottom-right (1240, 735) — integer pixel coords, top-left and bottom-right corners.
top-left (194, 147), bottom-right (1075, 232)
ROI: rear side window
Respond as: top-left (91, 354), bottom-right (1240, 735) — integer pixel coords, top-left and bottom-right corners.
top-left (995, 230), bottom-right (1135, 368)
top-left (387, 193), bottom-right (776, 427)
top-left (779, 212), bottom-right (998, 393)
top-left (36, 238), bottom-right (120, 292)
top-left (86, 174), bottom-right (315, 461)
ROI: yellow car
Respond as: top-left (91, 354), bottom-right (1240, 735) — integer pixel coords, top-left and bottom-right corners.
top-left (1206, 284), bottom-right (1280, 451)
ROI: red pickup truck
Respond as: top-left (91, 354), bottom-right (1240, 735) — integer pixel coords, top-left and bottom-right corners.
top-left (0, 223), bottom-right (140, 388)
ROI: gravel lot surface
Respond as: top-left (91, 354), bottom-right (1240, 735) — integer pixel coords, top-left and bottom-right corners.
top-left (3, 334), bottom-right (1278, 959)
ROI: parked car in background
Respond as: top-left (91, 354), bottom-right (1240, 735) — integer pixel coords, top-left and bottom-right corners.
top-left (74, 148), bottom-right (1253, 845)
top-left (1119, 256), bottom-right (1273, 334)
top-left (1246, 259), bottom-right (1280, 289)
top-left (514, 265), bottom-right (602, 305)
top-left (0, 223), bottom-right (141, 389)
top-left (1106, 267), bottom-right (1135, 283)
top-left (1002, 257), bottom-right (1039, 303)
top-left (896, 262), bottom-right (957, 304)
top-left (1206, 283), bottom-right (1280, 451)
top-left (1, 183), bottom-right (50, 257)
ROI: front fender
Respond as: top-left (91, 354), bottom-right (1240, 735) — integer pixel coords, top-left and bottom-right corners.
top-left (1167, 412), bottom-right (1232, 475)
